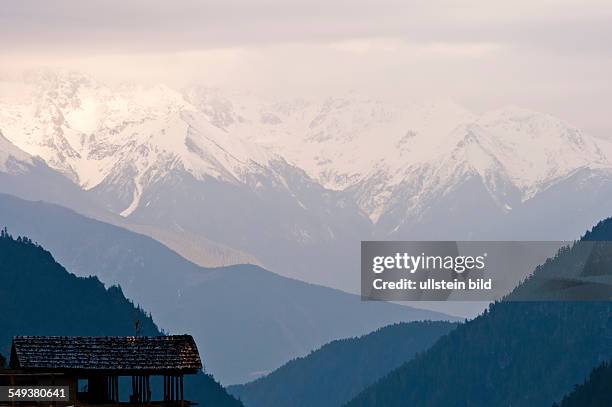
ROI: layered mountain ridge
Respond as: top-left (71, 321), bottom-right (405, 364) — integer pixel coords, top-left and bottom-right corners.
top-left (2, 70), bottom-right (612, 289)
top-left (0, 193), bottom-right (451, 384)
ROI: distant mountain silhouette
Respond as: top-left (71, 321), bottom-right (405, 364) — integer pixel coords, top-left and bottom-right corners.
top-left (345, 218), bottom-right (612, 407)
top-left (0, 229), bottom-right (242, 407)
top-left (553, 359), bottom-right (612, 407)
top-left (0, 193), bottom-right (454, 384)
top-left (228, 321), bottom-right (457, 407)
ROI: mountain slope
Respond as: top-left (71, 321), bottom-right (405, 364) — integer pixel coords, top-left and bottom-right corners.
top-left (0, 228), bottom-right (158, 348)
top-left (0, 127), bottom-right (258, 269)
top-left (345, 219), bottom-right (612, 407)
top-left (0, 229), bottom-right (243, 407)
top-left (120, 158), bottom-right (372, 288)
top-left (3, 72), bottom-right (612, 291)
top-left (0, 193), bottom-right (453, 384)
top-left (0, 130), bottom-right (106, 218)
top-left (0, 72), bottom-right (375, 290)
top-left (554, 359), bottom-right (612, 407)
top-left (228, 321), bottom-right (457, 407)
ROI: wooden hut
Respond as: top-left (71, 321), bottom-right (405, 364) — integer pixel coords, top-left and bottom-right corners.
top-left (0, 335), bottom-right (202, 406)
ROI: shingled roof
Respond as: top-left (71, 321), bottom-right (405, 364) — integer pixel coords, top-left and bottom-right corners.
top-left (10, 335), bottom-right (202, 373)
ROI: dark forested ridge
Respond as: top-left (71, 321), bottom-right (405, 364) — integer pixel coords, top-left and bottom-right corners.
top-left (0, 227), bottom-right (158, 348)
top-left (553, 360), bottom-right (612, 407)
top-left (582, 218), bottom-right (612, 241)
top-left (345, 218), bottom-right (612, 407)
top-left (0, 229), bottom-right (243, 407)
top-left (346, 302), bottom-right (612, 407)
top-left (228, 321), bottom-right (457, 407)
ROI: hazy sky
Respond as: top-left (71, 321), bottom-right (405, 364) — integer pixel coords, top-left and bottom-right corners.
top-left (2, 0), bottom-right (612, 136)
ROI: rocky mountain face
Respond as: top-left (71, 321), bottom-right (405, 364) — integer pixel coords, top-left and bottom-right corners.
top-left (2, 70), bottom-right (612, 290)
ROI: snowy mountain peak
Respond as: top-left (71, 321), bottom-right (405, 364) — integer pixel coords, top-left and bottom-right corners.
top-left (1, 72), bottom-right (611, 224)
top-left (475, 106), bottom-right (609, 197)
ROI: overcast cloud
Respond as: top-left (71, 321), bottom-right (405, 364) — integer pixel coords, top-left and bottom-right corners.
top-left (1, 0), bottom-right (611, 136)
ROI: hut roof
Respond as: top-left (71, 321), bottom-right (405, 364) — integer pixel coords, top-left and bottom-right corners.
top-left (10, 335), bottom-right (202, 374)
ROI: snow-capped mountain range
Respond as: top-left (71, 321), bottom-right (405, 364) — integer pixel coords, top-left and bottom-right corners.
top-left (2, 70), bottom-right (612, 290)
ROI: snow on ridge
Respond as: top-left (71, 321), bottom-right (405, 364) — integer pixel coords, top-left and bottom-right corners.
top-left (1, 70), bottom-right (610, 222)
top-left (0, 131), bottom-right (33, 173)
top-left (0, 72), bottom-right (279, 194)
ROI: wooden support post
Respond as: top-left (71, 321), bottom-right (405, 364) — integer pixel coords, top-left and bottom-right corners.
top-left (110, 376), bottom-right (113, 402)
top-left (163, 376), bottom-right (167, 401)
top-left (171, 375), bottom-right (174, 401)
top-left (180, 375), bottom-right (184, 407)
